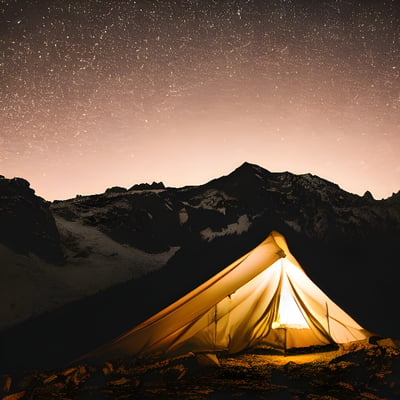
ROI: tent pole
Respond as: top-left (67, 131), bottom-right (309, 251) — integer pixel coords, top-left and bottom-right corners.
top-left (326, 301), bottom-right (331, 336)
top-left (284, 328), bottom-right (287, 354)
top-left (214, 304), bottom-right (217, 350)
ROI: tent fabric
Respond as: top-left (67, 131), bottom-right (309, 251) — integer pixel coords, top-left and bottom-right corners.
top-left (87, 231), bottom-right (370, 360)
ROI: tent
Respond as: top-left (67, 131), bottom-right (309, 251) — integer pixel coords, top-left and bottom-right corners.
top-left (87, 231), bottom-right (370, 360)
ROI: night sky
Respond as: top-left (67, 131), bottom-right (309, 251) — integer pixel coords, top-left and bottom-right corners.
top-left (1, 0), bottom-right (399, 200)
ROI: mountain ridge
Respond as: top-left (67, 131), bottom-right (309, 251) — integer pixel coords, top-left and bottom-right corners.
top-left (46, 162), bottom-right (397, 203)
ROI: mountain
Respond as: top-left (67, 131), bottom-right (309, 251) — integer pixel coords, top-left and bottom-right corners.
top-left (0, 163), bottom-right (399, 371)
top-left (0, 176), bottom-right (63, 263)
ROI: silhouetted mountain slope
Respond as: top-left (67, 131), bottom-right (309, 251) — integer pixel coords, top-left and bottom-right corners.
top-left (0, 176), bottom-right (63, 263)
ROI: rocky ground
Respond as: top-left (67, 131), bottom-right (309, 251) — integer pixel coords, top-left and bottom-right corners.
top-left (1, 339), bottom-right (399, 400)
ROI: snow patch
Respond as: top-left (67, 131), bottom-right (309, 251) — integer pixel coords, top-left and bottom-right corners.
top-left (179, 208), bottom-right (189, 225)
top-left (164, 200), bottom-right (173, 211)
top-left (0, 216), bottom-right (179, 331)
top-left (200, 215), bottom-right (251, 241)
top-left (191, 189), bottom-right (235, 215)
top-left (284, 220), bottom-right (302, 232)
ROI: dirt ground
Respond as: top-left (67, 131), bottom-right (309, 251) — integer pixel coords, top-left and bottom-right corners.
top-left (1, 339), bottom-right (400, 400)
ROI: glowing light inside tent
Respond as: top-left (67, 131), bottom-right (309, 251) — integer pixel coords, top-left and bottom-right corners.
top-left (273, 262), bottom-right (309, 329)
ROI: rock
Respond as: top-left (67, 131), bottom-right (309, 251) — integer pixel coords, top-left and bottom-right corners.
top-left (105, 186), bottom-right (127, 195)
top-left (62, 367), bottom-right (78, 376)
top-left (336, 381), bottom-right (355, 391)
top-left (329, 360), bottom-right (357, 369)
top-left (1, 391), bottom-right (26, 400)
top-left (359, 392), bottom-right (385, 400)
top-left (108, 377), bottom-right (130, 386)
top-left (129, 182), bottom-right (165, 191)
top-left (1, 376), bottom-right (12, 393)
top-left (102, 362), bottom-right (114, 376)
top-left (65, 371), bottom-right (81, 386)
top-left (42, 374), bottom-right (58, 384)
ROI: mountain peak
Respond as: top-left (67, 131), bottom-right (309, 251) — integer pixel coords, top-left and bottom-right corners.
top-left (233, 162), bottom-right (271, 176)
top-left (362, 190), bottom-right (375, 201)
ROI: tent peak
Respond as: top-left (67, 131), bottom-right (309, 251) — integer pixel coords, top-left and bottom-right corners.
top-left (263, 231), bottom-right (302, 270)
top-left (278, 249), bottom-right (286, 258)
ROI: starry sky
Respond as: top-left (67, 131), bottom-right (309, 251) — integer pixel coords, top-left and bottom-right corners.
top-left (1, 0), bottom-right (399, 200)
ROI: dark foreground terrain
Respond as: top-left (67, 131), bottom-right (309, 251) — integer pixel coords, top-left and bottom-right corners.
top-left (1, 339), bottom-right (399, 400)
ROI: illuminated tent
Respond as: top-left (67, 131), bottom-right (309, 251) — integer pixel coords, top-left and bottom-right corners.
top-left (88, 231), bottom-right (370, 360)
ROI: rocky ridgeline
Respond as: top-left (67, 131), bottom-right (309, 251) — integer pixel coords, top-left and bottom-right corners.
top-left (0, 339), bottom-right (399, 400)
top-left (0, 176), bottom-right (63, 264)
top-left (51, 162), bottom-right (400, 254)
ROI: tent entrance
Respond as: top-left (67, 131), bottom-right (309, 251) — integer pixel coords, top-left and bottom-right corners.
top-left (258, 259), bottom-right (331, 351)
top-left (271, 264), bottom-right (309, 330)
